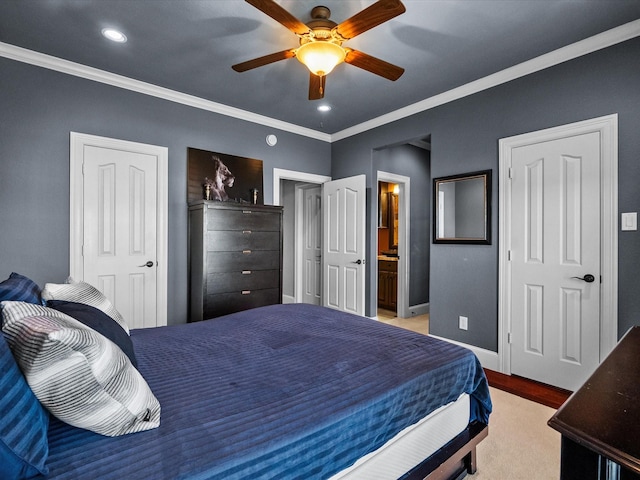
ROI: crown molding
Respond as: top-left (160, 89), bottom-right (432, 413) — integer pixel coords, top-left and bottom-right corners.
top-left (330, 18), bottom-right (640, 142)
top-left (1, 18), bottom-right (639, 144)
top-left (0, 42), bottom-right (331, 143)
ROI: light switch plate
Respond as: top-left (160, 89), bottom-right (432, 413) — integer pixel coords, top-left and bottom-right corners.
top-left (621, 212), bottom-right (637, 231)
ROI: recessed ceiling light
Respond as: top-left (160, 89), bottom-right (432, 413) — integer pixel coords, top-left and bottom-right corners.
top-left (317, 105), bottom-right (332, 112)
top-left (101, 28), bottom-right (127, 43)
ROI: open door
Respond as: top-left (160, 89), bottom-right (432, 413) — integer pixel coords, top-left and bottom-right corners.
top-left (298, 183), bottom-right (322, 306)
top-left (322, 175), bottom-right (366, 316)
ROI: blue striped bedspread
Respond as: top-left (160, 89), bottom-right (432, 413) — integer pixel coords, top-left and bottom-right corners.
top-left (43, 304), bottom-right (492, 479)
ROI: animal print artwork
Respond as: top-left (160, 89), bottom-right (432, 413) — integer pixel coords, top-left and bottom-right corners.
top-left (204, 156), bottom-right (235, 201)
top-left (187, 147), bottom-right (263, 205)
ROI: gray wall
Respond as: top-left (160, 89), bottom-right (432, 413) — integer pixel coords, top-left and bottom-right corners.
top-left (2, 37), bottom-right (639, 342)
top-left (332, 36), bottom-right (640, 351)
top-left (0, 58), bottom-right (331, 325)
top-left (375, 144), bottom-right (431, 308)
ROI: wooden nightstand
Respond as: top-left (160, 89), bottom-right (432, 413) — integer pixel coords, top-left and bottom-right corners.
top-left (548, 326), bottom-right (640, 480)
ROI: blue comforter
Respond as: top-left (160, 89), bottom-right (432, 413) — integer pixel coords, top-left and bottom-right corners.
top-left (43, 304), bottom-right (491, 479)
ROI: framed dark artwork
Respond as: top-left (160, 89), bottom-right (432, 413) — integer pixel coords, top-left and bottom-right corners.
top-left (187, 148), bottom-right (264, 205)
top-left (433, 169), bottom-right (492, 245)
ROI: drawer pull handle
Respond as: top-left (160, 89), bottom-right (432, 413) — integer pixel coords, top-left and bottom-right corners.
top-left (242, 250), bottom-right (252, 254)
top-left (242, 270), bottom-right (252, 275)
top-left (242, 210), bottom-right (252, 214)
top-left (243, 230), bottom-right (252, 234)
top-left (241, 290), bottom-right (251, 295)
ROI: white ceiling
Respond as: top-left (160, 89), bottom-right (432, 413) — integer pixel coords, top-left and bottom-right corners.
top-left (1, 0), bottom-right (639, 136)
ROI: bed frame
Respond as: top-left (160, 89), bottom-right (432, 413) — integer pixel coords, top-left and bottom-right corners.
top-left (402, 422), bottom-right (488, 480)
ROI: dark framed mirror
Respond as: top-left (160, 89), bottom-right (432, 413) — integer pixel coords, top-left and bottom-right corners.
top-left (433, 169), bottom-right (491, 244)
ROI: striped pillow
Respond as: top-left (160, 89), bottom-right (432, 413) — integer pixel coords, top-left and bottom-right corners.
top-left (0, 331), bottom-right (49, 479)
top-left (42, 279), bottom-right (129, 334)
top-left (1, 302), bottom-right (160, 437)
top-left (0, 272), bottom-right (42, 304)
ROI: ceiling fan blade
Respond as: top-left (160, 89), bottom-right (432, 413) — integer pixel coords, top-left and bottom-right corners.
top-left (335, 0), bottom-right (405, 40)
top-left (309, 73), bottom-right (326, 100)
top-left (232, 49), bottom-right (296, 72)
top-left (344, 49), bottom-right (404, 81)
top-left (245, 0), bottom-right (311, 36)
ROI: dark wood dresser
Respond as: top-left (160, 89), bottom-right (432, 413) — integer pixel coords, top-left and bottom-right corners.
top-left (188, 200), bottom-right (283, 321)
top-left (548, 326), bottom-right (640, 480)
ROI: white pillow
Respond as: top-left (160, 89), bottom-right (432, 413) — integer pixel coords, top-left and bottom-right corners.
top-left (42, 279), bottom-right (129, 334)
top-left (1, 301), bottom-right (160, 437)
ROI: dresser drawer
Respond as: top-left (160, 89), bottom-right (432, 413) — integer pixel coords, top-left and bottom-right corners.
top-left (206, 208), bottom-right (281, 232)
top-left (205, 231), bottom-right (280, 251)
top-left (206, 250), bottom-right (280, 272)
top-left (206, 270), bottom-right (279, 294)
top-left (203, 288), bottom-right (281, 318)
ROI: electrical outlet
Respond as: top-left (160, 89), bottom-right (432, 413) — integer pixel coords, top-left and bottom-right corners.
top-left (459, 316), bottom-right (468, 330)
top-left (621, 212), bottom-right (638, 231)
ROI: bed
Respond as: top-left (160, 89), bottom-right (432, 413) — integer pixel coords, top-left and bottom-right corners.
top-left (1, 275), bottom-right (491, 480)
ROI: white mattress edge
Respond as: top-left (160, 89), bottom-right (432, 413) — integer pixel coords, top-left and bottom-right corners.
top-left (329, 393), bottom-right (470, 480)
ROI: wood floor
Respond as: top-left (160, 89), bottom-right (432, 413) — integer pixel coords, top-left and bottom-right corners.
top-left (483, 369), bottom-right (572, 409)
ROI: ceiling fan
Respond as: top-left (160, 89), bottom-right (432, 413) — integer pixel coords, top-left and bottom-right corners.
top-left (232, 0), bottom-right (406, 100)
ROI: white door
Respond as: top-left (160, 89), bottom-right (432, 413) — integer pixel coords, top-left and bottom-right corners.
top-left (509, 132), bottom-right (601, 391)
top-left (322, 175), bottom-right (366, 316)
top-left (70, 133), bottom-right (168, 329)
top-left (300, 184), bottom-right (322, 305)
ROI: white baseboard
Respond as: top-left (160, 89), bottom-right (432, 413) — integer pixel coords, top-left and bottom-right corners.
top-left (407, 302), bottom-right (429, 317)
top-left (429, 334), bottom-right (500, 371)
top-left (282, 294), bottom-right (296, 304)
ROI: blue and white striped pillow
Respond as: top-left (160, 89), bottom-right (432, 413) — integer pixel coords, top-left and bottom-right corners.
top-left (0, 331), bottom-right (49, 479)
top-left (42, 279), bottom-right (129, 334)
top-left (1, 302), bottom-right (160, 437)
top-left (0, 272), bottom-right (42, 304)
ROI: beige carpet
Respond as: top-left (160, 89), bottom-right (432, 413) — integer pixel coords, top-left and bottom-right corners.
top-left (377, 313), bottom-right (561, 479)
top-left (472, 387), bottom-right (561, 479)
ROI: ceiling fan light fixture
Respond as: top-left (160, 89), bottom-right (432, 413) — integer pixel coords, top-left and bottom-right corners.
top-left (296, 41), bottom-right (345, 77)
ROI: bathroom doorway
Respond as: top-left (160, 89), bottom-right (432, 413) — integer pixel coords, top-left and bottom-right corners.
top-left (374, 137), bottom-right (431, 321)
top-left (376, 172), bottom-right (409, 319)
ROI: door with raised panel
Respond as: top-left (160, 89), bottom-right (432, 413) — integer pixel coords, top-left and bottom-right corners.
top-left (301, 185), bottom-right (322, 305)
top-left (509, 132), bottom-right (601, 391)
top-left (82, 145), bottom-right (159, 329)
top-left (322, 175), bottom-right (366, 316)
